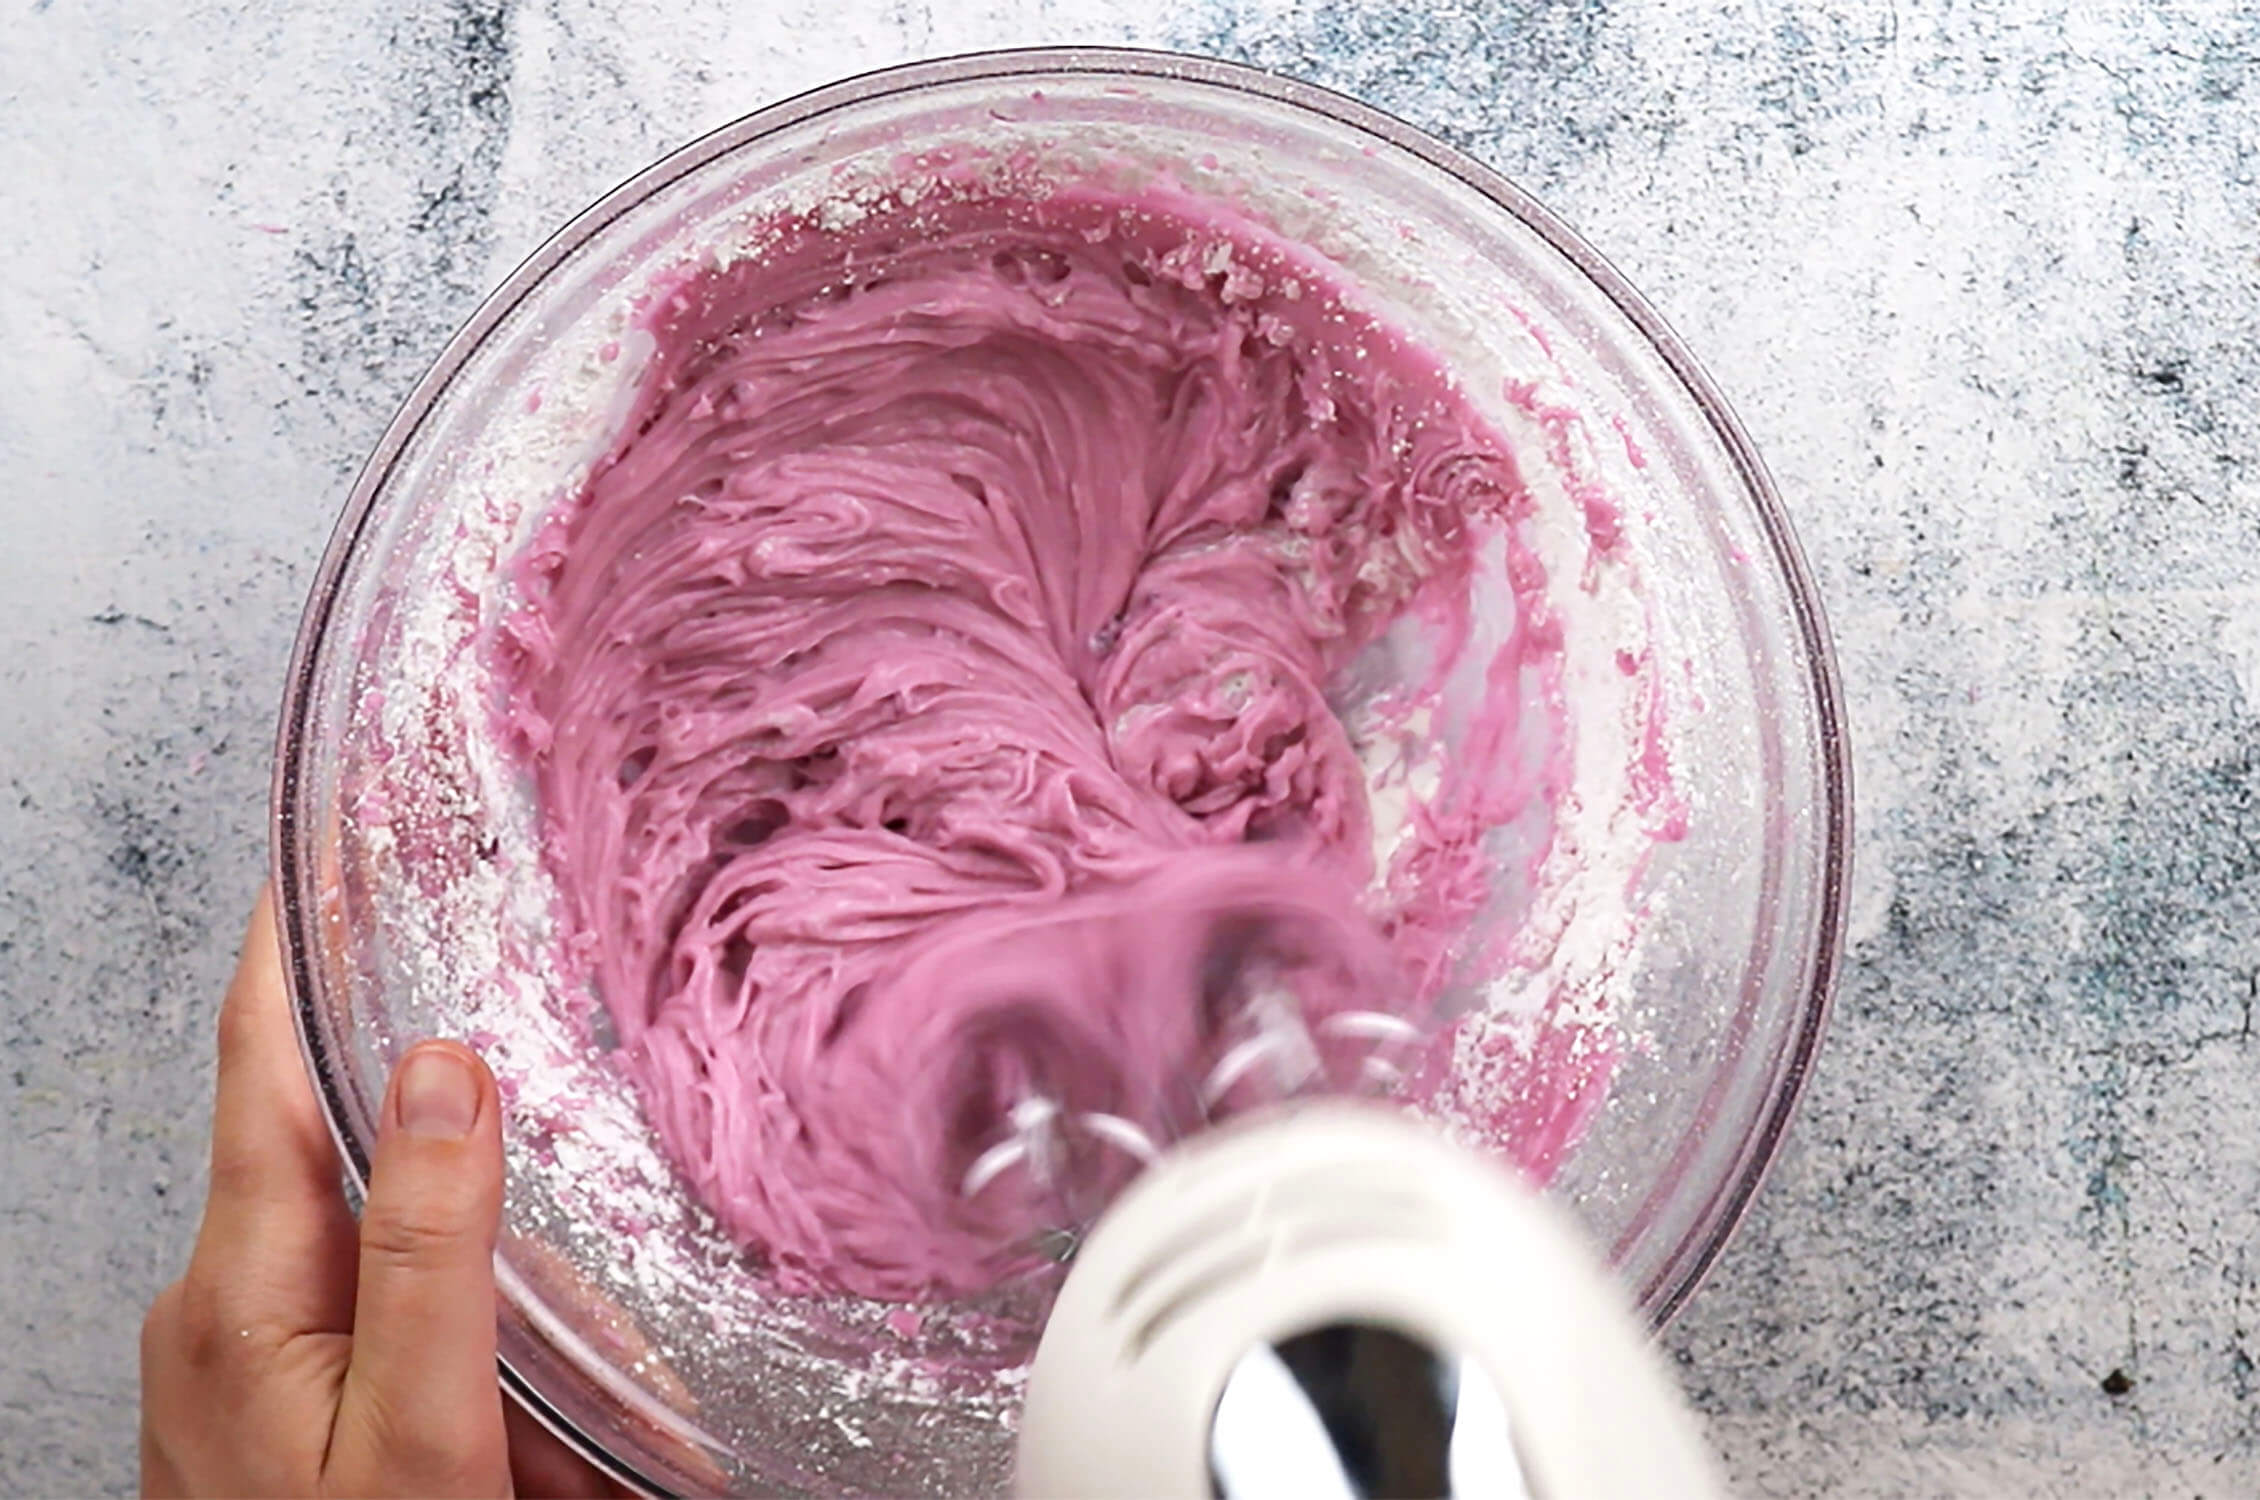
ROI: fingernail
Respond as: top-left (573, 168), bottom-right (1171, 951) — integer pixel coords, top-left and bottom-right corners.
top-left (397, 1047), bottom-right (480, 1139)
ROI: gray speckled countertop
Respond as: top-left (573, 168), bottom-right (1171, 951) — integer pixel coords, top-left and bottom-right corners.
top-left (5, 3), bottom-right (2257, 1495)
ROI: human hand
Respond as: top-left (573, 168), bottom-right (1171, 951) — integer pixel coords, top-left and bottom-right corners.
top-left (140, 890), bottom-right (625, 1498)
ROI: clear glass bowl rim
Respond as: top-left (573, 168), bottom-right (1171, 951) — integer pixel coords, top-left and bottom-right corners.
top-left (272, 42), bottom-right (1853, 1493)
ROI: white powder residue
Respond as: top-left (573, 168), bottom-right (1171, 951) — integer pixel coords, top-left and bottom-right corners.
top-left (327, 119), bottom-right (1684, 1492)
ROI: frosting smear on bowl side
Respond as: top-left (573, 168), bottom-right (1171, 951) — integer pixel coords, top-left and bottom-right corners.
top-left (494, 186), bottom-right (1578, 1302)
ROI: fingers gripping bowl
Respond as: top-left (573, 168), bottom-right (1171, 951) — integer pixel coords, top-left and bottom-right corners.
top-left (275, 49), bottom-right (1849, 1498)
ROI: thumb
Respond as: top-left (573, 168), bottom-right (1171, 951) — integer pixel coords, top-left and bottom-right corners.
top-left (331, 1042), bottom-right (511, 1497)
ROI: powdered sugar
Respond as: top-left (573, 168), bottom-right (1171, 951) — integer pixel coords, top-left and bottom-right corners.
top-left (311, 94), bottom-right (1689, 1492)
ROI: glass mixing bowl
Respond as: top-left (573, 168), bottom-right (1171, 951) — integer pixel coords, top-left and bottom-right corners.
top-left (275, 47), bottom-right (1849, 1497)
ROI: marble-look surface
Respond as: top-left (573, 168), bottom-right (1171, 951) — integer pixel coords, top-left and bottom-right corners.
top-left (4, 2), bottom-right (2256, 1494)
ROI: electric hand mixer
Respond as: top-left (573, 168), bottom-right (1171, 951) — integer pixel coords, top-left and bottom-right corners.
top-left (960, 965), bottom-right (1727, 1498)
top-left (1007, 1101), bottom-right (1725, 1498)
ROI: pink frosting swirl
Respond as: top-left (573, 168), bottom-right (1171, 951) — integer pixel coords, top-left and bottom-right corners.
top-left (497, 187), bottom-right (1531, 1300)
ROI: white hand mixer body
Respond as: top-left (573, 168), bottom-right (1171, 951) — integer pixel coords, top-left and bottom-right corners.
top-left (1015, 1102), bottom-right (1727, 1499)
